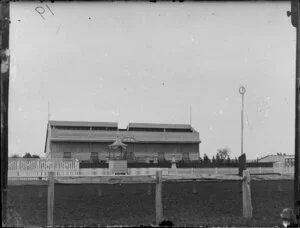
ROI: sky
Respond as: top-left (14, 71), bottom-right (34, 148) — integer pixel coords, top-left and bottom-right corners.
top-left (8, 1), bottom-right (296, 160)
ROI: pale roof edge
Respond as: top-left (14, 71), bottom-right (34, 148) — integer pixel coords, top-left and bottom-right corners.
top-left (49, 120), bottom-right (118, 127)
top-left (128, 122), bottom-right (195, 130)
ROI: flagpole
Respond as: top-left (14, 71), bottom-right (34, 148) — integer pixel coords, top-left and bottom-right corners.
top-left (48, 101), bottom-right (50, 121)
top-left (189, 106), bottom-right (192, 126)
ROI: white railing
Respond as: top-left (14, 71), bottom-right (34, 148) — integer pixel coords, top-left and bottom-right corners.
top-left (8, 158), bottom-right (80, 179)
top-left (274, 162), bottom-right (294, 174)
top-left (8, 158), bottom-right (294, 179)
top-left (77, 167), bottom-right (286, 177)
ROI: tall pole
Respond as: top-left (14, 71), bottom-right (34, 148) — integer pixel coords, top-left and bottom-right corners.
top-left (189, 106), bottom-right (192, 126)
top-left (48, 101), bottom-right (50, 121)
top-left (294, 0), bottom-right (300, 220)
top-left (241, 92), bottom-right (244, 155)
top-left (1, 1), bottom-right (10, 225)
top-left (288, 0), bottom-right (300, 221)
top-left (239, 86), bottom-right (246, 155)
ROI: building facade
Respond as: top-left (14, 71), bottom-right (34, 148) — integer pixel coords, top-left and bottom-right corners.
top-left (44, 121), bottom-right (201, 163)
top-left (258, 154), bottom-right (295, 166)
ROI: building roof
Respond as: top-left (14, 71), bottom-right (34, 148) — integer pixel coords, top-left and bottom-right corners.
top-left (45, 121), bottom-right (201, 153)
top-left (49, 129), bottom-right (200, 143)
top-left (258, 154), bottom-right (294, 163)
top-left (49, 120), bottom-right (118, 128)
top-left (128, 123), bottom-right (193, 130)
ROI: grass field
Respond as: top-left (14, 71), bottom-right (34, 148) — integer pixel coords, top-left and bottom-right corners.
top-left (7, 180), bottom-right (293, 227)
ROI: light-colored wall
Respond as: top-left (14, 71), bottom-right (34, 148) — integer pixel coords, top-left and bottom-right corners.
top-left (131, 143), bottom-right (199, 154)
top-left (258, 155), bottom-right (294, 163)
top-left (50, 142), bottom-right (200, 161)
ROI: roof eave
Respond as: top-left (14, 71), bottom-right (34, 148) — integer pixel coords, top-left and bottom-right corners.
top-left (50, 138), bottom-right (200, 143)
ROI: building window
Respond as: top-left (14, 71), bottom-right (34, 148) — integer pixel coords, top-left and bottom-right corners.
top-left (91, 152), bottom-right (99, 163)
top-left (63, 152), bottom-right (71, 159)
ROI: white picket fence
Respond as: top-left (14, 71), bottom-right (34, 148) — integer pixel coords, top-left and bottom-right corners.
top-left (8, 158), bottom-right (80, 180)
top-left (79, 166), bottom-right (292, 177)
top-left (273, 161), bottom-right (294, 174)
top-left (8, 158), bottom-right (294, 180)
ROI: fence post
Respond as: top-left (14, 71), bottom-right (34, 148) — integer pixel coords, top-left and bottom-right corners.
top-left (239, 154), bottom-right (246, 176)
top-left (155, 170), bottom-right (163, 224)
top-left (242, 170), bottom-right (252, 218)
top-left (47, 171), bottom-right (55, 226)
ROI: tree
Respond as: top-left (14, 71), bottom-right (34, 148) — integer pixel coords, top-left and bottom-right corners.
top-left (212, 156), bottom-right (216, 164)
top-left (32, 155), bottom-right (40, 159)
top-left (23, 153), bottom-right (32, 158)
top-left (226, 156), bottom-right (231, 164)
top-left (216, 147), bottom-right (230, 162)
top-left (216, 153), bottom-right (221, 164)
top-left (203, 153), bottom-right (210, 164)
top-left (10, 154), bottom-right (20, 158)
top-left (234, 157), bottom-right (238, 164)
top-left (198, 156), bottom-right (203, 163)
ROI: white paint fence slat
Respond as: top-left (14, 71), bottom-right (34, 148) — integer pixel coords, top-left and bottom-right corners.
top-left (8, 158), bottom-right (80, 179)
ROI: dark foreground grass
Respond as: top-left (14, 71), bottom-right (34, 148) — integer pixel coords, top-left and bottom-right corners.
top-left (7, 180), bottom-right (293, 227)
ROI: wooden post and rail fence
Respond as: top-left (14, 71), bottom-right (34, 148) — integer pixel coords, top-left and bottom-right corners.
top-left (8, 170), bottom-right (254, 226)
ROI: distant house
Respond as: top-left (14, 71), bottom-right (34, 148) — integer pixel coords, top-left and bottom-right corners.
top-left (258, 154), bottom-right (295, 166)
top-left (44, 121), bottom-right (201, 163)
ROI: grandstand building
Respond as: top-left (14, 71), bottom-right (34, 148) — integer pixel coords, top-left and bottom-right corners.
top-left (44, 121), bottom-right (201, 163)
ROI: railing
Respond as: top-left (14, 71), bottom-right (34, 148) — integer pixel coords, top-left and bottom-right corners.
top-left (76, 167), bottom-right (289, 177)
top-left (8, 158), bottom-right (80, 179)
top-left (274, 161), bottom-right (294, 174)
top-left (8, 158), bottom-right (294, 180)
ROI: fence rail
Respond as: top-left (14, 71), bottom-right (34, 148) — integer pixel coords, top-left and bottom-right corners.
top-left (8, 158), bottom-right (294, 180)
top-left (8, 170), bottom-right (252, 226)
top-left (8, 158), bottom-right (80, 178)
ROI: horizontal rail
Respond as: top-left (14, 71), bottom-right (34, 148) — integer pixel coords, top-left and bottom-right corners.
top-left (250, 174), bottom-right (294, 181)
top-left (55, 175), bottom-right (157, 184)
top-left (7, 173), bottom-right (294, 186)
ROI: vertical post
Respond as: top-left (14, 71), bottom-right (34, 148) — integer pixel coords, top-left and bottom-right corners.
top-left (241, 93), bottom-right (244, 155)
top-left (289, 0), bottom-right (300, 220)
top-left (242, 170), bottom-right (252, 218)
top-left (155, 170), bottom-right (163, 224)
top-left (295, 0), bottom-right (300, 221)
top-left (190, 106), bottom-right (192, 126)
top-left (238, 154), bottom-right (246, 177)
top-left (1, 1), bottom-right (10, 225)
top-left (48, 101), bottom-right (50, 121)
top-left (47, 172), bottom-right (55, 226)
top-left (239, 86), bottom-right (246, 156)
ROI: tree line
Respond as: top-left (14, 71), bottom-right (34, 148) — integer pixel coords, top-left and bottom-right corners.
top-left (10, 153), bottom-right (40, 158)
top-left (198, 148), bottom-right (239, 164)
